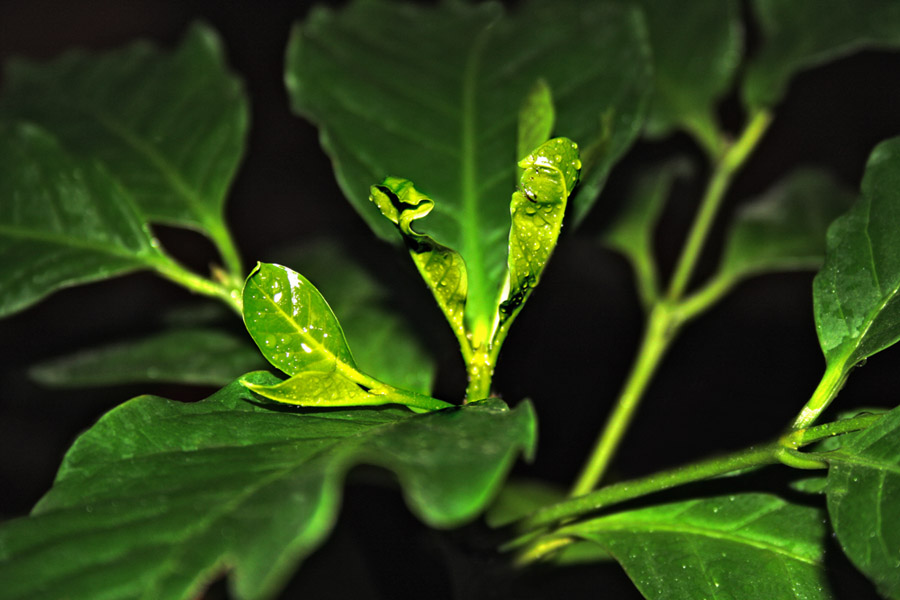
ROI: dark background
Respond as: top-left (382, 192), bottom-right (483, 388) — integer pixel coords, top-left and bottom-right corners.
top-left (2, 1), bottom-right (900, 598)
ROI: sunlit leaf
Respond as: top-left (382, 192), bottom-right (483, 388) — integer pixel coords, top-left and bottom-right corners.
top-left (563, 494), bottom-right (832, 600)
top-left (813, 137), bottom-right (900, 375)
top-left (0, 121), bottom-right (166, 317)
top-left (286, 0), bottom-right (651, 333)
top-left (744, 0), bottom-right (900, 109)
top-left (826, 404), bottom-right (900, 598)
top-left (0, 22), bottom-right (248, 265)
top-left (0, 374), bottom-right (536, 600)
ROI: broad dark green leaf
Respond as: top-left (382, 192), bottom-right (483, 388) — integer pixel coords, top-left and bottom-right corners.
top-left (718, 169), bottom-right (854, 282)
top-left (826, 404), bottom-right (900, 598)
top-left (369, 178), bottom-right (468, 344)
top-left (497, 138), bottom-right (580, 335)
top-left (0, 122), bottom-right (166, 317)
top-left (275, 239), bottom-right (435, 395)
top-left (1, 22), bottom-right (248, 254)
top-left (744, 0), bottom-right (900, 109)
top-left (517, 79), bottom-right (555, 162)
top-left (286, 0), bottom-right (651, 332)
top-left (813, 137), bottom-right (900, 374)
top-left (563, 494), bottom-right (832, 600)
top-left (621, 0), bottom-right (741, 151)
top-left (29, 328), bottom-right (267, 387)
top-left (0, 373), bottom-right (536, 600)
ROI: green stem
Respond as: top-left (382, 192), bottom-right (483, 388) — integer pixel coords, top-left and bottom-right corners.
top-left (570, 303), bottom-right (677, 496)
top-left (150, 255), bottom-right (242, 315)
top-left (207, 223), bottom-right (244, 282)
top-left (465, 344), bottom-right (494, 402)
top-left (791, 361), bottom-right (850, 429)
top-left (666, 111), bottom-right (772, 301)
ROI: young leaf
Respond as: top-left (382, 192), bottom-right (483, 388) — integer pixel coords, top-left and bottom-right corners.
top-left (29, 328), bottom-right (267, 387)
top-left (0, 373), bottom-right (536, 600)
top-left (744, 0), bottom-right (900, 109)
top-left (813, 137), bottom-right (900, 375)
top-left (826, 404), bottom-right (900, 598)
top-left (497, 138), bottom-right (580, 336)
top-left (561, 494), bottom-right (832, 600)
top-left (621, 0), bottom-right (742, 152)
top-left (0, 122), bottom-right (166, 317)
top-left (369, 178), bottom-right (468, 346)
top-left (517, 79), bottom-right (555, 162)
top-left (0, 22), bottom-right (248, 272)
top-left (286, 0), bottom-right (651, 334)
top-left (718, 169), bottom-right (855, 283)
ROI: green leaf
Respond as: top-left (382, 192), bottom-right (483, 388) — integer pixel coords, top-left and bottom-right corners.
top-left (0, 22), bottom-right (248, 272)
top-left (286, 0), bottom-right (651, 334)
top-left (497, 138), bottom-right (580, 337)
top-left (623, 0), bottom-right (742, 152)
top-left (719, 169), bottom-right (855, 283)
top-left (369, 178), bottom-right (469, 345)
top-left (744, 0), bottom-right (900, 109)
top-left (0, 121), bottom-right (166, 317)
top-left (517, 79), bottom-right (555, 162)
top-left (29, 328), bottom-right (267, 387)
top-left (241, 262), bottom-right (448, 412)
top-left (0, 373), bottom-right (536, 600)
top-left (602, 160), bottom-right (688, 308)
top-left (563, 494), bottom-right (832, 600)
top-left (276, 239), bottom-right (435, 395)
top-left (813, 137), bottom-right (900, 375)
top-left (826, 404), bottom-right (900, 598)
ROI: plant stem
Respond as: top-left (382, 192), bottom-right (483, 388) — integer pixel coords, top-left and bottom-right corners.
top-left (151, 255), bottom-right (242, 314)
top-left (791, 361), bottom-right (850, 429)
top-left (570, 302), bottom-right (676, 496)
top-left (208, 224), bottom-right (244, 282)
top-left (666, 110), bottom-right (772, 301)
top-left (465, 344), bottom-right (494, 402)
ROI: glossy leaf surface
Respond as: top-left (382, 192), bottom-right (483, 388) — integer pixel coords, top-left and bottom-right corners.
top-left (0, 374), bottom-right (536, 600)
top-left (719, 169), bottom-right (854, 282)
top-left (30, 328), bottom-right (267, 387)
top-left (498, 138), bottom-right (580, 333)
top-left (369, 178), bottom-right (468, 343)
top-left (0, 122), bottom-right (164, 317)
top-left (517, 79), bottom-right (555, 162)
top-left (744, 0), bottom-right (900, 109)
top-left (622, 0), bottom-right (741, 150)
top-left (565, 494), bottom-right (831, 600)
top-left (813, 137), bottom-right (900, 373)
top-left (826, 405), bottom-right (900, 598)
top-left (0, 22), bottom-right (248, 254)
top-left (286, 0), bottom-right (651, 332)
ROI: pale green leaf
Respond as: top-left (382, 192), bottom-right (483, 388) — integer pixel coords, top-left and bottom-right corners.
top-left (517, 79), bottom-right (555, 162)
top-left (0, 373), bottom-right (536, 600)
top-left (744, 0), bottom-right (900, 109)
top-left (369, 178), bottom-right (468, 344)
top-left (497, 138), bottom-right (580, 337)
top-left (29, 328), bottom-right (267, 387)
top-left (0, 121), bottom-right (166, 317)
top-left (826, 404), bottom-right (900, 598)
top-left (1, 22), bottom-right (248, 265)
top-left (719, 169), bottom-right (855, 282)
top-left (813, 137), bottom-right (900, 375)
top-left (563, 494), bottom-right (832, 600)
top-left (286, 0), bottom-right (651, 333)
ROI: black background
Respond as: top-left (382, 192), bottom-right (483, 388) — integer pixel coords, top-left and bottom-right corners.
top-left (2, 1), bottom-right (900, 598)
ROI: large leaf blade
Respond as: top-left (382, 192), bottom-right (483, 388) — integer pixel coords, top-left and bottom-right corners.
top-left (0, 122), bottom-right (165, 317)
top-left (744, 0), bottom-right (900, 109)
top-left (0, 22), bottom-right (248, 250)
top-left (285, 0), bottom-right (651, 332)
top-left (813, 137), bottom-right (900, 373)
top-left (826, 405), bottom-right (900, 598)
top-left (0, 373), bottom-right (536, 600)
top-left (563, 494), bottom-right (832, 599)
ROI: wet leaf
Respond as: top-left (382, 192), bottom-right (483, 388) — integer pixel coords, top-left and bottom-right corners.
top-left (813, 137), bottom-right (900, 374)
top-left (719, 169), bottom-right (854, 282)
top-left (744, 0), bottom-right (900, 109)
top-left (564, 494), bottom-right (832, 600)
top-left (0, 122), bottom-right (165, 317)
top-left (286, 0), bottom-right (651, 333)
top-left (0, 374), bottom-right (536, 600)
top-left (826, 404), bottom-right (900, 598)
top-left (29, 328), bottom-right (267, 387)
